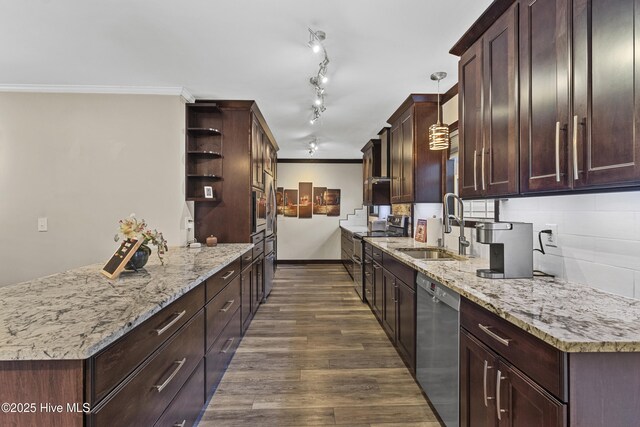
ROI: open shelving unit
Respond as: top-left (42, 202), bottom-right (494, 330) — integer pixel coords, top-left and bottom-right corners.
top-left (185, 103), bottom-right (223, 201)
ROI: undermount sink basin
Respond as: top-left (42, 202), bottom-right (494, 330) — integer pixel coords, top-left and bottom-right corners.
top-left (394, 247), bottom-right (460, 261)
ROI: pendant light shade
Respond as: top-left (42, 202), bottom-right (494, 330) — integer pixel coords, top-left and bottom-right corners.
top-left (429, 71), bottom-right (450, 151)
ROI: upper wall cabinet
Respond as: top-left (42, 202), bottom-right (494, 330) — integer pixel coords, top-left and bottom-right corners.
top-left (361, 135), bottom-right (391, 206)
top-left (519, 0), bottom-right (570, 193)
top-left (572, 0), bottom-right (640, 188)
top-left (458, 4), bottom-right (519, 199)
top-left (388, 95), bottom-right (443, 204)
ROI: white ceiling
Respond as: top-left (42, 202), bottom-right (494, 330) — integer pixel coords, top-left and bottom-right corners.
top-left (0, 0), bottom-right (492, 158)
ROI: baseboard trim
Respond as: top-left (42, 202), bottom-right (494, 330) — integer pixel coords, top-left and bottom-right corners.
top-left (277, 259), bottom-right (343, 265)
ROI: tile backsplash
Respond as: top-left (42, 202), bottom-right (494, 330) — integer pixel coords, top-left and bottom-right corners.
top-left (499, 191), bottom-right (640, 299)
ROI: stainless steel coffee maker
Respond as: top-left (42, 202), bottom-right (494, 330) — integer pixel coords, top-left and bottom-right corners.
top-left (475, 222), bottom-right (533, 279)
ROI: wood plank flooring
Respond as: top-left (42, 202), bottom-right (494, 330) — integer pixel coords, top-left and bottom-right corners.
top-left (199, 264), bottom-right (439, 427)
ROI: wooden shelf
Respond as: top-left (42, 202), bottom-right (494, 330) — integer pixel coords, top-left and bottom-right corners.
top-left (187, 174), bottom-right (223, 179)
top-left (187, 151), bottom-right (222, 158)
top-left (188, 128), bottom-right (222, 135)
top-left (188, 103), bottom-right (221, 113)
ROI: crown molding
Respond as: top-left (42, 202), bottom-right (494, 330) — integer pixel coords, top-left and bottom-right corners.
top-left (0, 84), bottom-right (195, 102)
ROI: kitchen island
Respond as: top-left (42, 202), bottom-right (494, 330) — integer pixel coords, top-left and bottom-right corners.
top-left (0, 244), bottom-right (253, 426)
top-left (364, 236), bottom-right (640, 426)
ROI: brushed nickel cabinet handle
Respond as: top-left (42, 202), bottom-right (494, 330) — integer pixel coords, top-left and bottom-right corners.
top-left (483, 359), bottom-right (494, 407)
top-left (221, 270), bottom-right (235, 280)
top-left (555, 121), bottom-right (561, 182)
top-left (478, 324), bottom-right (511, 347)
top-left (220, 338), bottom-right (235, 354)
top-left (481, 147), bottom-right (486, 190)
top-left (154, 310), bottom-right (187, 336)
top-left (219, 300), bottom-right (235, 313)
top-left (473, 149), bottom-right (478, 191)
top-left (496, 370), bottom-right (507, 421)
top-left (243, 255), bottom-right (252, 261)
top-left (573, 115), bottom-right (579, 180)
top-left (373, 264), bottom-right (381, 269)
top-left (173, 420), bottom-right (186, 427)
top-left (154, 358), bottom-right (186, 392)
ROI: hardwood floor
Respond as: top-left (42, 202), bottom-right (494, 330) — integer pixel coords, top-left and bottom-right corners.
top-left (199, 264), bottom-right (439, 427)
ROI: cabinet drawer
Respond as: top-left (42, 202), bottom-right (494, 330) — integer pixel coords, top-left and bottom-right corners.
top-left (92, 284), bottom-right (204, 404)
top-left (206, 307), bottom-right (242, 395)
top-left (205, 274), bottom-right (241, 351)
top-left (154, 359), bottom-right (204, 427)
top-left (265, 236), bottom-right (274, 255)
top-left (240, 249), bottom-right (253, 269)
top-left (364, 255), bottom-right (373, 283)
top-left (461, 298), bottom-right (566, 400)
top-left (91, 310), bottom-right (205, 427)
top-left (364, 242), bottom-right (373, 256)
top-left (382, 252), bottom-right (415, 289)
top-left (372, 247), bottom-right (383, 263)
top-left (206, 257), bottom-right (241, 303)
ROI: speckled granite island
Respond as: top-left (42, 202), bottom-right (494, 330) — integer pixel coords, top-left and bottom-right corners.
top-left (364, 236), bottom-right (640, 426)
top-left (0, 244), bottom-right (255, 427)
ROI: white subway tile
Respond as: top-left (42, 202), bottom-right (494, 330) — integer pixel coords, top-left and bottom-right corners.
top-left (534, 253), bottom-right (565, 279)
top-left (500, 197), bottom-right (540, 212)
top-left (635, 272), bottom-right (640, 299)
top-left (537, 193), bottom-right (596, 212)
top-left (592, 238), bottom-right (640, 270)
top-left (554, 234), bottom-right (595, 262)
top-left (562, 211), bottom-right (634, 240)
top-left (565, 259), bottom-right (635, 297)
top-left (594, 191), bottom-right (640, 212)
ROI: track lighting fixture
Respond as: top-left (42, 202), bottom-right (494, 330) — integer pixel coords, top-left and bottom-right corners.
top-left (307, 28), bottom-right (330, 125)
top-left (308, 138), bottom-right (319, 156)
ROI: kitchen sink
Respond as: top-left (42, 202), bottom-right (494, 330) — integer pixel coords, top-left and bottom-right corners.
top-left (394, 247), bottom-right (461, 261)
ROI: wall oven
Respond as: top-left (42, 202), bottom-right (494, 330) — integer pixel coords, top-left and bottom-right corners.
top-left (252, 190), bottom-right (266, 234)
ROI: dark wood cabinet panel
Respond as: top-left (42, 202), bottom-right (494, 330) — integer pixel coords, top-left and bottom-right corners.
top-left (241, 265), bottom-right (252, 333)
top-left (483, 3), bottom-right (518, 196)
top-left (205, 274), bottom-right (241, 352)
top-left (361, 138), bottom-right (390, 206)
top-left (205, 307), bottom-right (242, 396)
top-left (252, 256), bottom-right (264, 314)
top-left (155, 359), bottom-right (205, 427)
top-left (519, 0), bottom-right (570, 193)
top-left (573, 0), bottom-right (640, 188)
top-left (459, 39), bottom-right (484, 198)
top-left (395, 279), bottom-right (416, 371)
top-left (498, 360), bottom-right (566, 427)
top-left (251, 116), bottom-right (265, 190)
top-left (382, 269), bottom-right (397, 341)
top-left (460, 330), bottom-right (498, 427)
top-left (372, 261), bottom-right (383, 319)
top-left (388, 95), bottom-right (442, 203)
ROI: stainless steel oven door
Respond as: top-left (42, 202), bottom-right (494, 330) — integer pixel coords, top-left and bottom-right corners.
top-left (253, 190), bottom-right (266, 234)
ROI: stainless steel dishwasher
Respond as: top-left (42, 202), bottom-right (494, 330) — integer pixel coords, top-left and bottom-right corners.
top-left (416, 272), bottom-right (460, 427)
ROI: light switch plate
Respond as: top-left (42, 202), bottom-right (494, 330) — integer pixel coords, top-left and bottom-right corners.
top-left (545, 224), bottom-right (558, 247)
top-left (38, 217), bottom-right (48, 232)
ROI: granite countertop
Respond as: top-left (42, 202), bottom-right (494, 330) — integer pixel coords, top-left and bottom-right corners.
top-left (0, 244), bottom-right (252, 361)
top-left (340, 224), bottom-right (368, 234)
top-left (364, 237), bottom-right (640, 353)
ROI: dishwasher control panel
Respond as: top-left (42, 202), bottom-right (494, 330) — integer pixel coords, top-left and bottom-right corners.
top-left (417, 273), bottom-right (460, 310)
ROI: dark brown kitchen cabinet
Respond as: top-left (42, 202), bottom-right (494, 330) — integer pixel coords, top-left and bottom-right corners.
top-left (460, 330), bottom-right (566, 427)
top-left (395, 278), bottom-right (416, 368)
top-left (572, 0), bottom-right (640, 188)
top-left (382, 269), bottom-right (397, 340)
top-left (361, 137), bottom-right (391, 206)
top-left (458, 3), bottom-right (519, 198)
top-left (193, 100), bottom-right (278, 244)
top-left (372, 260), bottom-right (383, 320)
top-left (459, 39), bottom-right (484, 198)
top-left (251, 115), bottom-right (265, 190)
top-left (519, 0), bottom-right (571, 193)
top-left (388, 95), bottom-right (442, 203)
top-left (241, 264), bottom-right (252, 333)
top-left (252, 254), bottom-right (264, 314)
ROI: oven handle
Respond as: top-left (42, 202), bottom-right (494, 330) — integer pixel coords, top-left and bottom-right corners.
top-left (352, 255), bottom-right (362, 265)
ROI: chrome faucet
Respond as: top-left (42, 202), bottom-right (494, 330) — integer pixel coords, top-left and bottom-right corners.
top-left (443, 193), bottom-right (470, 256)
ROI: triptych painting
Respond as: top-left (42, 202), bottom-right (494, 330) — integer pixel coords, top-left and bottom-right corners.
top-left (276, 183), bottom-right (340, 218)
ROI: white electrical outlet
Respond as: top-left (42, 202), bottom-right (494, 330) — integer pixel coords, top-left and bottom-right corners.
top-left (545, 224), bottom-right (558, 247)
top-left (184, 217), bottom-right (194, 230)
top-left (38, 217), bottom-right (48, 232)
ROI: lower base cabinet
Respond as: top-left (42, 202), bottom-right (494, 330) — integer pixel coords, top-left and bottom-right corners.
top-left (460, 330), bottom-right (566, 427)
top-left (206, 307), bottom-right (242, 395)
top-left (155, 360), bottom-right (205, 427)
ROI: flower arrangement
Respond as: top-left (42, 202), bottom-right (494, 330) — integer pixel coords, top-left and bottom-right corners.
top-left (114, 214), bottom-right (168, 265)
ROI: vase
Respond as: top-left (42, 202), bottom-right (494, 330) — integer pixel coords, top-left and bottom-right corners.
top-left (125, 244), bottom-right (152, 271)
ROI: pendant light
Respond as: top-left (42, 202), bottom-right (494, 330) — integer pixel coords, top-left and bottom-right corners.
top-left (429, 71), bottom-right (450, 150)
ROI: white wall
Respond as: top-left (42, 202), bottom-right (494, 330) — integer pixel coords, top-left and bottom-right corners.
top-left (277, 163), bottom-right (362, 260)
top-left (0, 92), bottom-right (191, 286)
top-left (500, 192), bottom-right (640, 299)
